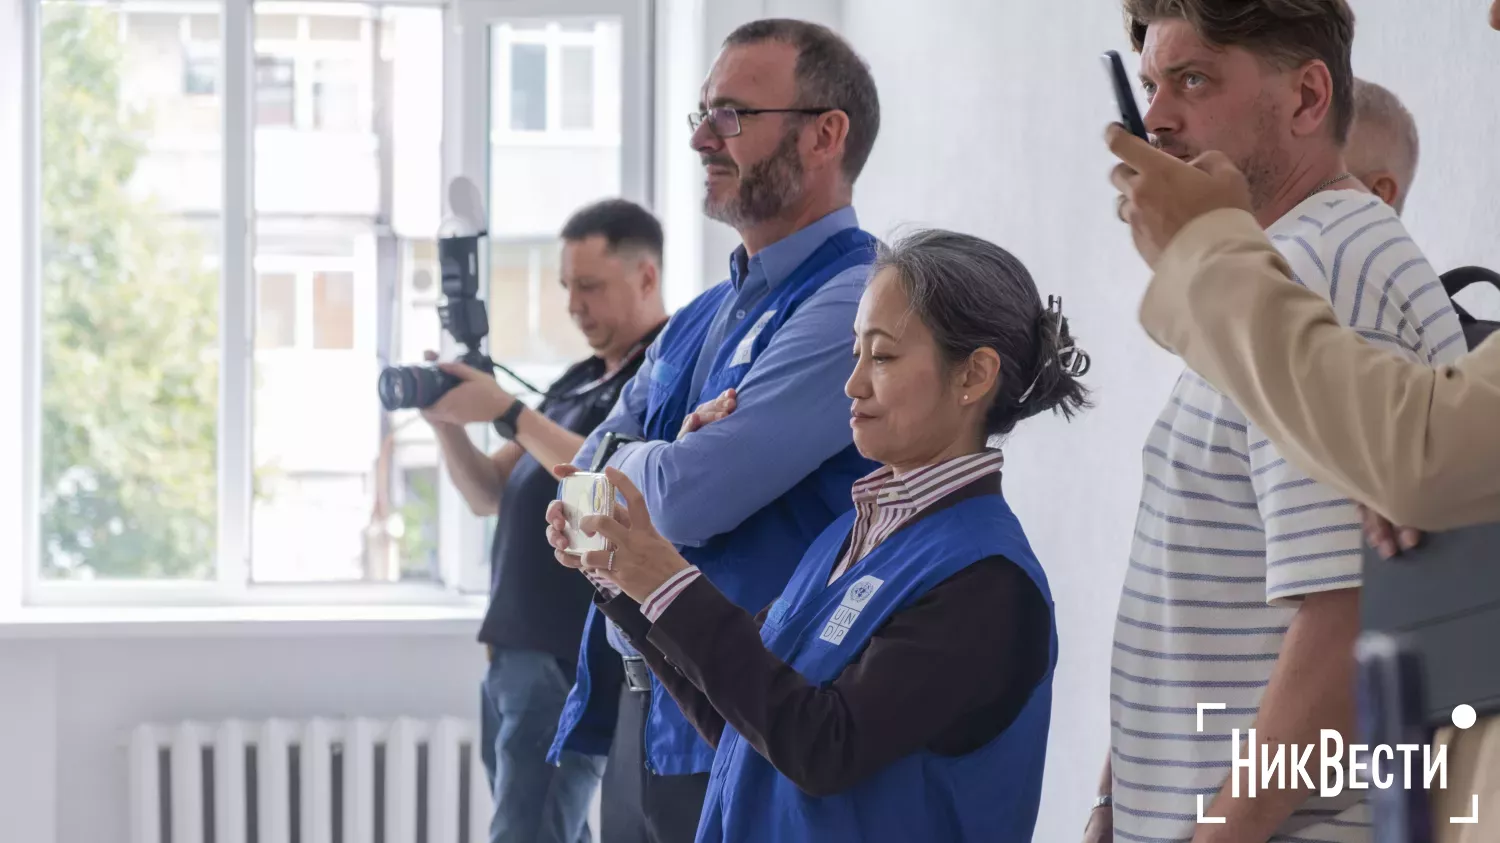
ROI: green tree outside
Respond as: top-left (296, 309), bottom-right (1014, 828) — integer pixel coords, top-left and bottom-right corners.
top-left (39, 3), bottom-right (219, 580)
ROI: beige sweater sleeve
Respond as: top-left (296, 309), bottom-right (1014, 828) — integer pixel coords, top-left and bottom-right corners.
top-left (1137, 208), bottom-right (1500, 531)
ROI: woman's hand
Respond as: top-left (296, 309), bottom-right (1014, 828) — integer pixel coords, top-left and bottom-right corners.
top-left (545, 466), bottom-right (689, 602)
top-left (545, 464), bottom-right (583, 560)
top-left (677, 388), bottom-right (737, 439)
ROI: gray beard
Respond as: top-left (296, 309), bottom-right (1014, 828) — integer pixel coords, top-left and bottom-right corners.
top-left (704, 129), bottom-right (805, 228)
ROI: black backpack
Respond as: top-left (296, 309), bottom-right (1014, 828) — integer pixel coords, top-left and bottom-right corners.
top-left (1439, 266), bottom-right (1500, 350)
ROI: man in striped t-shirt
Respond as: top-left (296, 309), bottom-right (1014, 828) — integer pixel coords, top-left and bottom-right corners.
top-left (1093, 4), bottom-right (1468, 843)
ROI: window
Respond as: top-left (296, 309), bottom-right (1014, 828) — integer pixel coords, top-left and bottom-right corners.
top-left (249, 2), bottom-right (439, 588)
top-left (28, 0), bottom-right (450, 601)
top-left (255, 54), bottom-right (296, 126)
top-left (484, 17), bottom-right (626, 242)
top-left (257, 273), bottom-right (297, 349)
top-left (254, 6), bottom-right (372, 135)
top-left (509, 44), bottom-right (547, 131)
top-left (560, 46), bottom-right (594, 130)
top-left (313, 58), bottom-right (364, 132)
top-left (313, 271), bottom-right (355, 349)
top-left (493, 21), bottom-right (617, 140)
top-left (37, 1), bottom-right (223, 583)
top-left (21, 0), bottom-right (650, 606)
top-left (183, 49), bottom-right (217, 96)
top-left (485, 241), bottom-right (590, 366)
top-left (397, 466), bottom-right (441, 581)
top-left (255, 265), bottom-right (356, 352)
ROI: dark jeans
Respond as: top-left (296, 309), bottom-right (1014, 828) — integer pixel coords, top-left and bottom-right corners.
top-left (480, 648), bottom-right (605, 843)
top-left (600, 684), bottom-right (711, 843)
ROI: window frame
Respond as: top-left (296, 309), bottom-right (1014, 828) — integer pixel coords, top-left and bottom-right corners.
top-left (252, 4), bottom-right (375, 135)
top-left (254, 252), bottom-right (363, 353)
top-left (18, 0), bottom-right (652, 608)
top-left (18, 0), bottom-right (466, 608)
top-left (486, 16), bottom-right (627, 150)
top-left (449, 0), bottom-right (652, 596)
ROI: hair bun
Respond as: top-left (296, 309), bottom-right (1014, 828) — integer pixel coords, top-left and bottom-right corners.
top-left (1018, 297), bottom-right (1090, 403)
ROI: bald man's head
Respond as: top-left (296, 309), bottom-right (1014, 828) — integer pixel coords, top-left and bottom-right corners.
top-left (1347, 80), bottom-right (1420, 214)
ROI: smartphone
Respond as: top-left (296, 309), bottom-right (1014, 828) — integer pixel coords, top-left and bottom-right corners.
top-left (1102, 50), bottom-right (1149, 141)
top-left (557, 471), bottom-right (615, 556)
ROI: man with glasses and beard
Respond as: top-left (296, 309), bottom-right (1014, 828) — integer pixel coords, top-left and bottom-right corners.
top-left (544, 18), bottom-right (883, 843)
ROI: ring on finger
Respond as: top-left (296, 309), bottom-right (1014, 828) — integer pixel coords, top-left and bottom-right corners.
top-left (607, 549), bottom-right (616, 572)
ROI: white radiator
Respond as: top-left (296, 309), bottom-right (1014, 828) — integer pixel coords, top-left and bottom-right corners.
top-left (128, 718), bottom-right (491, 843)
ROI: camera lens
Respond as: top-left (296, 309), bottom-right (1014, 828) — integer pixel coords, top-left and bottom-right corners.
top-left (377, 364), bottom-right (454, 411)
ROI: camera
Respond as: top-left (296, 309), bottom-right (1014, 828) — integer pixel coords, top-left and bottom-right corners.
top-left (378, 229), bottom-right (496, 411)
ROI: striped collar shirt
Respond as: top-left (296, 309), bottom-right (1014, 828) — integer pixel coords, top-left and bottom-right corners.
top-left (829, 449), bottom-right (1006, 585)
top-left (640, 450), bottom-right (1005, 621)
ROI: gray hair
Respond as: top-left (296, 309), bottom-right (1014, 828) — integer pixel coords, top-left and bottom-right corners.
top-left (1349, 79), bottom-right (1420, 211)
top-left (873, 229), bottom-right (1091, 440)
top-left (723, 19), bottom-right (881, 183)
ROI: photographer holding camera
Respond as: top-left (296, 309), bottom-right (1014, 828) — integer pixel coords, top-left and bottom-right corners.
top-left (420, 199), bottom-right (667, 843)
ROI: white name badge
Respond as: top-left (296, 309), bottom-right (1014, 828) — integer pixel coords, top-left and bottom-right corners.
top-left (729, 310), bottom-right (777, 367)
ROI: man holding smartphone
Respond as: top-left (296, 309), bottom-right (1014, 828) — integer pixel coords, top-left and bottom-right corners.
top-left (421, 199), bottom-right (667, 843)
top-left (1106, 8), bottom-right (1500, 842)
top-left (1090, 2), bottom-right (1467, 843)
top-left (546, 19), bottom-right (883, 843)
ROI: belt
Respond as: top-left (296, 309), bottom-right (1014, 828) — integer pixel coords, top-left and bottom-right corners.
top-left (622, 655), bottom-right (653, 693)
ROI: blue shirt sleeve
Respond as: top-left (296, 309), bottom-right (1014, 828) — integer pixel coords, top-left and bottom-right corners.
top-left (572, 338), bottom-right (655, 471)
top-left (608, 264), bottom-right (867, 548)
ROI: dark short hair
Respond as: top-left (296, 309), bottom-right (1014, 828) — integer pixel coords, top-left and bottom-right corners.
top-left (559, 198), bottom-right (663, 262)
top-left (874, 230), bottom-right (1091, 440)
top-left (723, 19), bottom-right (881, 183)
top-left (1123, 0), bottom-right (1356, 143)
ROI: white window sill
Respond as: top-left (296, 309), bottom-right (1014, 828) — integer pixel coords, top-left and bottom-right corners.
top-left (0, 599), bottom-right (487, 640)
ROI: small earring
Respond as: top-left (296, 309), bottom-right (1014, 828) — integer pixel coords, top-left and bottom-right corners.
top-left (962, 394), bottom-right (969, 402)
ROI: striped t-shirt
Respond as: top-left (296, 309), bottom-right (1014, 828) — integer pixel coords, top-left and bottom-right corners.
top-left (1110, 190), bottom-right (1467, 843)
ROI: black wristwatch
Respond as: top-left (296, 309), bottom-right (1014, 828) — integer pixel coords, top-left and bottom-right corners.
top-left (491, 399), bottom-right (526, 440)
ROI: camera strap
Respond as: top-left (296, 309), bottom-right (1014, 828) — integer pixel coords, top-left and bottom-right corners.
top-left (551, 321), bottom-right (664, 401)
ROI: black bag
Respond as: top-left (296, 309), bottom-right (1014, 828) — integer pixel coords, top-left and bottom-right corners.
top-left (1357, 267), bottom-right (1500, 842)
top-left (1439, 266), bottom-right (1500, 349)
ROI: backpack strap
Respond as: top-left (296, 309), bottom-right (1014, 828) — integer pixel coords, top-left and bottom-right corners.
top-left (1439, 266), bottom-right (1500, 350)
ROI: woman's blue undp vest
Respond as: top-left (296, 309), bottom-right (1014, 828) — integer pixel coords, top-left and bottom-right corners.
top-left (549, 227), bottom-right (881, 775)
top-left (696, 492), bottom-right (1057, 843)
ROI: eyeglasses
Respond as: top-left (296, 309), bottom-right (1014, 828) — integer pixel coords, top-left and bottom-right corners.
top-left (687, 106), bottom-right (835, 138)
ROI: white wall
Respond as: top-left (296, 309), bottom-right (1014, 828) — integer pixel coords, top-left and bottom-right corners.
top-left (0, 622), bottom-right (480, 843)
top-left (841, 0), bottom-right (1500, 838)
top-left (843, 2), bottom-right (1172, 836)
top-left (1352, 2), bottom-right (1500, 319)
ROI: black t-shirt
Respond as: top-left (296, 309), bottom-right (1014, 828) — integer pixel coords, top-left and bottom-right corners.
top-left (477, 332), bottom-right (657, 662)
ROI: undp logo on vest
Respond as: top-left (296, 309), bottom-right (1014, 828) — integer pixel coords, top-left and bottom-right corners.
top-left (819, 575), bottom-right (885, 646)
